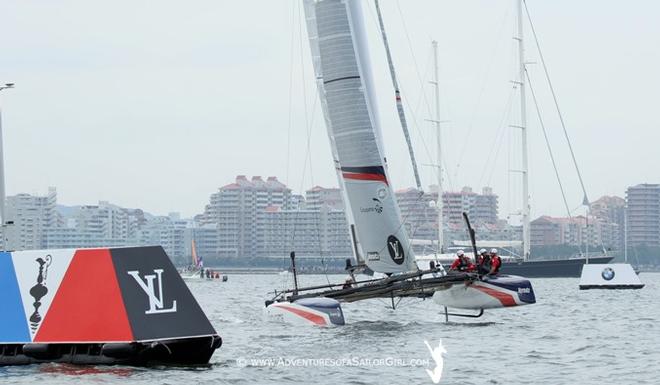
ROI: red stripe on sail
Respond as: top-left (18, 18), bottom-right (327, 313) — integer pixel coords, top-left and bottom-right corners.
top-left (472, 285), bottom-right (518, 307)
top-left (278, 305), bottom-right (328, 326)
top-left (342, 172), bottom-right (388, 185)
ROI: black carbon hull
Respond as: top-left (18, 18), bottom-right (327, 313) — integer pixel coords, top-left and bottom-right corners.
top-left (497, 256), bottom-right (614, 278)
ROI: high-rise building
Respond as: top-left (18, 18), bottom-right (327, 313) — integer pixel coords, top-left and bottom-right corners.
top-left (531, 216), bottom-right (585, 247)
top-left (185, 224), bottom-right (219, 263)
top-left (626, 184), bottom-right (660, 247)
top-left (530, 214), bottom-right (618, 250)
top-left (395, 186), bottom-right (500, 252)
top-left (44, 201), bottom-right (147, 250)
top-left (431, 186), bottom-right (498, 225)
top-left (4, 187), bottom-right (59, 250)
top-left (305, 186), bottom-right (343, 210)
top-left (201, 175), bottom-right (293, 258)
top-left (473, 187), bottom-right (499, 224)
top-left (198, 176), bottom-right (353, 259)
top-left (261, 205), bottom-right (351, 257)
top-left (590, 195), bottom-right (625, 251)
top-left (396, 188), bottom-right (436, 242)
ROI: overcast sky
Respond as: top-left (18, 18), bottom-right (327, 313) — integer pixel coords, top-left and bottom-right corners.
top-left (1, 0), bottom-right (658, 219)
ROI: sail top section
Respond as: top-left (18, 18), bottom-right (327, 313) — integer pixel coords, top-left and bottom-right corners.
top-left (303, 0), bottom-right (417, 273)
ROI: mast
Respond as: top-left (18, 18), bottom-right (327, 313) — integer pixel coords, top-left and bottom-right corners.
top-left (624, 205), bottom-right (628, 263)
top-left (0, 103), bottom-right (5, 228)
top-left (0, 83), bottom-right (14, 250)
top-left (516, 0), bottom-right (531, 261)
top-left (431, 41), bottom-right (443, 255)
top-left (374, 0), bottom-right (423, 192)
top-left (585, 209), bottom-right (589, 263)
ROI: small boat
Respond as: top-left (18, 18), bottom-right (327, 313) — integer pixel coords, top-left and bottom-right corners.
top-left (180, 237), bottom-right (227, 282)
top-left (180, 236), bottom-right (204, 279)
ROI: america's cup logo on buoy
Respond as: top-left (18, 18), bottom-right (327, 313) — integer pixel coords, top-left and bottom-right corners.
top-left (387, 235), bottom-right (405, 265)
top-left (128, 269), bottom-right (178, 315)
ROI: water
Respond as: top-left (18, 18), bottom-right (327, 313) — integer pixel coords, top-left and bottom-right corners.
top-left (2, 273), bottom-right (659, 384)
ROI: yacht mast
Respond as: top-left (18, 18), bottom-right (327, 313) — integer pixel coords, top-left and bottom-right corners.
top-left (516, 0), bottom-right (531, 260)
top-left (624, 206), bottom-right (628, 263)
top-left (0, 83), bottom-right (14, 240)
top-left (432, 41), bottom-right (443, 255)
top-left (0, 102), bottom-right (5, 228)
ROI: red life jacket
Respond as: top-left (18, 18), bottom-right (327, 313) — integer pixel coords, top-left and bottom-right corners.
top-left (490, 255), bottom-right (502, 273)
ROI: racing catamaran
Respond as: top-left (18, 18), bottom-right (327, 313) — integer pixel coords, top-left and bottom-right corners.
top-left (266, 0), bottom-right (535, 326)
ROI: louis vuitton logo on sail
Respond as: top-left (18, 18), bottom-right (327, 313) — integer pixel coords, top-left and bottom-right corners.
top-left (387, 235), bottom-right (405, 265)
top-left (128, 269), bottom-right (178, 314)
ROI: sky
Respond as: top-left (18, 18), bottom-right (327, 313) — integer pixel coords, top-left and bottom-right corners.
top-left (0, 0), bottom-right (658, 219)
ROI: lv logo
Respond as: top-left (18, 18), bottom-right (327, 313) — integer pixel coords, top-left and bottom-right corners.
top-left (128, 269), bottom-right (177, 314)
top-left (389, 240), bottom-right (402, 260)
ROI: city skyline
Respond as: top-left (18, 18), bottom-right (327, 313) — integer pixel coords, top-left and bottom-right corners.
top-left (10, 177), bottom-right (653, 221)
top-left (7, 179), bottom-right (655, 261)
top-left (1, 1), bottom-right (659, 218)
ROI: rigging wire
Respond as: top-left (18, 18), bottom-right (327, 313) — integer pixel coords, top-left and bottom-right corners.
top-left (454, 4), bottom-right (513, 183)
top-left (285, 1), bottom-right (296, 188)
top-left (297, 1), bottom-right (332, 285)
top-left (395, 0), bottom-right (434, 123)
top-left (399, 48), bottom-right (454, 193)
top-left (524, 1), bottom-right (608, 255)
top-left (477, 86), bottom-right (515, 187)
top-left (374, 0), bottom-right (423, 192)
top-left (523, 0), bottom-right (590, 205)
top-left (287, 2), bottom-right (331, 287)
top-left (366, 1), bottom-right (443, 251)
top-left (526, 72), bottom-right (573, 221)
top-left (526, 71), bottom-right (584, 256)
top-left (280, 1), bottom-right (299, 288)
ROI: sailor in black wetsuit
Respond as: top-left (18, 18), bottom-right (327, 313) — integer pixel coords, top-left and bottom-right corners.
top-left (477, 250), bottom-right (492, 275)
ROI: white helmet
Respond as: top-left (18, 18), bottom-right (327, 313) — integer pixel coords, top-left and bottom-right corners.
top-left (490, 248), bottom-right (498, 254)
top-left (479, 248), bottom-right (487, 254)
top-left (457, 250), bottom-right (465, 257)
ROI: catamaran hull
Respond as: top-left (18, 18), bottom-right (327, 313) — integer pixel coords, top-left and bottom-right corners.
top-left (265, 298), bottom-right (345, 326)
top-left (432, 275), bottom-right (536, 310)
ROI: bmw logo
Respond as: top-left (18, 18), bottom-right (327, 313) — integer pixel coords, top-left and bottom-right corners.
top-left (601, 267), bottom-right (615, 281)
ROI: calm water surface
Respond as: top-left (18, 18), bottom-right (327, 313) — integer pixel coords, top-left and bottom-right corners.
top-left (2, 272), bottom-right (658, 384)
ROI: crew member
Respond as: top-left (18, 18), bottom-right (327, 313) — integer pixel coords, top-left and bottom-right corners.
top-left (489, 248), bottom-right (502, 275)
top-left (342, 277), bottom-right (355, 289)
top-left (449, 250), bottom-right (475, 272)
top-left (429, 261), bottom-right (443, 277)
top-left (477, 249), bottom-right (491, 275)
top-left (476, 248), bottom-right (488, 265)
